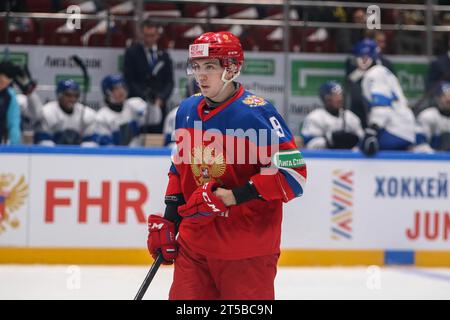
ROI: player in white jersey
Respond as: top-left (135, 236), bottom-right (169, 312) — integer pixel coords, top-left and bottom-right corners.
top-left (301, 81), bottom-right (363, 149)
top-left (16, 92), bottom-right (43, 139)
top-left (96, 74), bottom-right (162, 146)
top-left (162, 76), bottom-right (199, 147)
top-left (34, 79), bottom-right (97, 146)
top-left (162, 106), bottom-right (177, 147)
top-left (416, 82), bottom-right (450, 151)
top-left (354, 40), bottom-right (416, 155)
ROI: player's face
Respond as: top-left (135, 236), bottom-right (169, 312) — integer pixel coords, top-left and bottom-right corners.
top-left (110, 85), bottom-right (127, 104)
top-left (326, 92), bottom-right (343, 110)
top-left (356, 56), bottom-right (373, 70)
top-left (190, 59), bottom-right (225, 98)
top-left (59, 90), bottom-right (79, 111)
top-left (0, 74), bottom-right (12, 91)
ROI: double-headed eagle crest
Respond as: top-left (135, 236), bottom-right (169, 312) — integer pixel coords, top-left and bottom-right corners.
top-left (0, 174), bottom-right (28, 235)
top-left (190, 145), bottom-right (226, 186)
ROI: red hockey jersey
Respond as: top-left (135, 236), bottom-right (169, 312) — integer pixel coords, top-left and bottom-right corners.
top-left (166, 85), bottom-right (307, 259)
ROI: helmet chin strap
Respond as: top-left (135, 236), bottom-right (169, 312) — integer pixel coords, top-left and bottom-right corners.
top-left (209, 68), bottom-right (240, 101)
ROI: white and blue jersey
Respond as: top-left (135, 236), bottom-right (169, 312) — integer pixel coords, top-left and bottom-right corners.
top-left (362, 65), bottom-right (416, 150)
top-left (416, 107), bottom-right (450, 149)
top-left (163, 106), bottom-right (178, 146)
top-left (301, 108), bottom-right (364, 149)
top-left (96, 97), bottom-right (161, 146)
top-left (35, 101), bottom-right (97, 146)
top-left (16, 92), bottom-right (44, 132)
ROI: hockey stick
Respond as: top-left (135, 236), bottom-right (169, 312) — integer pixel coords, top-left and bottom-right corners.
top-left (341, 83), bottom-right (347, 132)
top-left (71, 55), bottom-right (88, 106)
top-left (71, 55), bottom-right (89, 143)
top-left (135, 208), bottom-right (182, 300)
top-left (134, 253), bottom-right (163, 300)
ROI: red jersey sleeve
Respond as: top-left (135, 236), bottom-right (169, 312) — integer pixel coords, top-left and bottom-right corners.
top-left (246, 108), bottom-right (307, 202)
top-left (250, 139), bottom-right (307, 202)
top-left (165, 163), bottom-right (182, 196)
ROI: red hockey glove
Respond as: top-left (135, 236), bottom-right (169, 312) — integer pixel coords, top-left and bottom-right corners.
top-left (147, 214), bottom-right (177, 265)
top-left (178, 182), bottom-right (228, 226)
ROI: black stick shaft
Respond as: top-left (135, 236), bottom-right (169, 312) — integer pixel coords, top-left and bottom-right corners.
top-left (134, 254), bottom-right (163, 300)
top-left (71, 55), bottom-right (88, 105)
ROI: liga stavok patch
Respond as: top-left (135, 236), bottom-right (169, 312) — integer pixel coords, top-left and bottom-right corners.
top-left (272, 149), bottom-right (305, 168)
top-left (189, 44), bottom-right (209, 58)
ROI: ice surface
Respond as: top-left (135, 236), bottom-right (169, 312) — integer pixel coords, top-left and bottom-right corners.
top-left (1, 265), bottom-right (449, 300)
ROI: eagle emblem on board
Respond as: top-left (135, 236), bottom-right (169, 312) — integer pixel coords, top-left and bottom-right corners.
top-left (0, 174), bottom-right (28, 235)
top-left (190, 145), bottom-right (226, 186)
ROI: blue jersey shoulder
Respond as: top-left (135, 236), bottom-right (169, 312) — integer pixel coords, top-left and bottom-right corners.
top-left (233, 91), bottom-right (285, 129)
top-left (236, 90), bottom-right (278, 114)
top-left (230, 90), bottom-right (293, 144)
top-left (178, 93), bottom-right (203, 117)
top-left (175, 93), bottom-right (204, 128)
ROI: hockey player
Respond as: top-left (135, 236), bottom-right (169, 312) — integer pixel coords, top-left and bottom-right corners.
top-left (163, 77), bottom-right (200, 147)
top-left (96, 74), bottom-right (161, 146)
top-left (162, 106), bottom-right (177, 147)
top-left (147, 31), bottom-right (307, 300)
top-left (301, 81), bottom-right (363, 149)
top-left (34, 79), bottom-right (97, 146)
top-left (416, 82), bottom-right (450, 151)
top-left (354, 39), bottom-right (416, 156)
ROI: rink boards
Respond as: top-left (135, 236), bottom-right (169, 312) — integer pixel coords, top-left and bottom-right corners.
top-left (0, 146), bottom-right (449, 266)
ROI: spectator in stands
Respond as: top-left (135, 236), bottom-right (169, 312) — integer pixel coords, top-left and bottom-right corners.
top-left (301, 81), bottom-right (363, 149)
top-left (373, 30), bottom-right (387, 54)
top-left (393, 10), bottom-right (425, 55)
top-left (366, 30), bottom-right (395, 72)
top-left (416, 82), bottom-right (450, 151)
top-left (0, 61), bottom-right (21, 145)
top-left (34, 79), bottom-right (97, 146)
top-left (0, 0), bottom-right (32, 32)
top-left (296, 5), bottom-right (343, 23)
top-left (123, 19), bottom-right (174, 134)
top-left (336, 8), bottom-right (367, 53)
top-left (345, 38), bottom-right (396, 127)
top-left (96, 74), bottom-right (161, 146)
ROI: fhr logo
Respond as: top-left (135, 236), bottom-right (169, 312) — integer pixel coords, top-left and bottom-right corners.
top-left (44, 180), bottom-right (149, 224)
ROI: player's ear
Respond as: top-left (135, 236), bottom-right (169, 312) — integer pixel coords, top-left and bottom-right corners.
top-left (225, 64), bottom-right (239, 80)
top-left (224, 70), bottom-right (234, 81)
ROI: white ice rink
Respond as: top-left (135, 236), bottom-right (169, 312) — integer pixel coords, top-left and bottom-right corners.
top-left (1, 265), bottom-right (450, 300)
